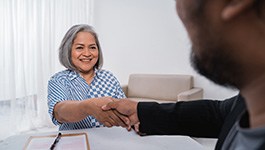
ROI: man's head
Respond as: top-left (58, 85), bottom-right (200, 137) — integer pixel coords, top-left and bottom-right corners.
top-left (176, 0), bottom-right (265, 89)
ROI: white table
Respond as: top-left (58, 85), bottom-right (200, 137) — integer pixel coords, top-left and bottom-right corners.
top-left (0, 127), bottom-right (205, 150)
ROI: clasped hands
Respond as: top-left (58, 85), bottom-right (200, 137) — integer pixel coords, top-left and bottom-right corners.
top-left (96, 98), bottom-right (139, 132)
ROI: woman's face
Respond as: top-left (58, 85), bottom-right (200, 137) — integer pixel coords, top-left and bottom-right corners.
top-left (71, 31), bottom-right (99, 75)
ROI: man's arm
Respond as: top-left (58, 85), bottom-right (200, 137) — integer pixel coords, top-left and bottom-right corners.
top-left (102, 95), bottom-right (241, 138)
top-left (137, 95), bottom-right (240, 138)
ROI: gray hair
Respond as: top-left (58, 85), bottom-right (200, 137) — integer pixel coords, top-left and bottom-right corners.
top-left (59, 24), bottom-right (103, 70)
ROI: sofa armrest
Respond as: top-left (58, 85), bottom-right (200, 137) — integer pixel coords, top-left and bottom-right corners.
top-left (177, 87), bottom-right (203, 101)
top-left (121, 85), bottom-right (128, 97)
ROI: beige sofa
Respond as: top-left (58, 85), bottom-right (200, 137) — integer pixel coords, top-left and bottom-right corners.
top-left (122, 74), bottom-right (203, 103)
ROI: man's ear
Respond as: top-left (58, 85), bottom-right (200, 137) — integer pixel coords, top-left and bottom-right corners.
top-left (221, 0), bottom-right (255, 21)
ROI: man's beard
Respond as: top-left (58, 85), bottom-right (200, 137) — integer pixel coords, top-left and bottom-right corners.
top-left (190, 44), bottom-right (242, 89)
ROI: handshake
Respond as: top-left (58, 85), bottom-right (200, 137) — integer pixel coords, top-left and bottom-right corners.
top-left (101, 98), bottom-right (141, 133)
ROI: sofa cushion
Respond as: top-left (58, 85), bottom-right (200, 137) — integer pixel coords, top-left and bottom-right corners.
top-left (127, 74), bottom-right (193, 101)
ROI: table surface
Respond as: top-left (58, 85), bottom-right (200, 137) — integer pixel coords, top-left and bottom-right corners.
top-left (0, 127), bottom-right (206, 150)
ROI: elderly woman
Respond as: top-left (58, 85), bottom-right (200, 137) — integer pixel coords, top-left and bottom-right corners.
top-left (48, 24), bottom-right (127, 130)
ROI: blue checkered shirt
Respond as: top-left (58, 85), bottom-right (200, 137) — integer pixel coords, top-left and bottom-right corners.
top-left (47, 69), bottom-right (126, 130)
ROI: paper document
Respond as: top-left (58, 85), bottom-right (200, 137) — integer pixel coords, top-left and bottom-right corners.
top-left (24, 133), bottom-right (90, 150)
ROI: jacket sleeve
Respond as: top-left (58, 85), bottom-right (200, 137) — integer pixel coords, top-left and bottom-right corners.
top-left (137, 95), bottom-right (239, 138)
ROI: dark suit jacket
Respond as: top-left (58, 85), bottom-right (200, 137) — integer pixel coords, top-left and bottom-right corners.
top-left (137, 94), bottom-right (246, 150)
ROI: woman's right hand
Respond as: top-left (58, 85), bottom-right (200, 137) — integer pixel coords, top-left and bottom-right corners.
top-left (83, 97), bottom-right (129, 128)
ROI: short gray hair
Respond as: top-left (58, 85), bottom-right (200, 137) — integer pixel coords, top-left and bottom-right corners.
top-left (59, 24), bottom-right (103, 70)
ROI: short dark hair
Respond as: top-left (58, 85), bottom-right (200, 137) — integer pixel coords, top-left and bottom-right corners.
top-left (59, 24), bottom-right (103, 70)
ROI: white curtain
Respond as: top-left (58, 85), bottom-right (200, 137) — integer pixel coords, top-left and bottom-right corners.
top-left (0, 0), bottom-right (93, 140)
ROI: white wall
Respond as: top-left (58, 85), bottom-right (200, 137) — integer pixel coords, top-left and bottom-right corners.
top-left (92, 0), bottom-right (238, 99)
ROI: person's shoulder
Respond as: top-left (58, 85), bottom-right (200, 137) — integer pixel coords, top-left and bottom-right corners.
top-left (97, 69), bottom-right (114, 76)
top-left (49, 69), bottom-right (72, 81)
top-left (96, 69), bottom-right (119, 81)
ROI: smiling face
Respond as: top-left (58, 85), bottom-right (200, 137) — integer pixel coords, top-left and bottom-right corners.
top-left (71, 31), bottom-right (99, 76)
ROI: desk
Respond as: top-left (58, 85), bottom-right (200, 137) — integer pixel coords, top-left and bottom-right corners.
top-left (0, 127), bottom-right (205, 150)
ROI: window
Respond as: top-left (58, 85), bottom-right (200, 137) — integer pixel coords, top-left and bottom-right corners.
top-left (0, 0), bottom-right (93, 140)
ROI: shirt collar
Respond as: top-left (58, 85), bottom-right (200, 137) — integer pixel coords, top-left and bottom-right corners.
top-left (67, 69), bottom-right (79, 80)
top-left (67, 68), bottom-right (102, 80)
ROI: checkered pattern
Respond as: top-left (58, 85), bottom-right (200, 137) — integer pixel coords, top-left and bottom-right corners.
top-left (47, 69), bottom-right (126, 130)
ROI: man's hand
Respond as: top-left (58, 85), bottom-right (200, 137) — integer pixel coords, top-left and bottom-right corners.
top-left (83, 97), bottom-right (129, 128)
top-left (102, 99), bottom-right (139, 126)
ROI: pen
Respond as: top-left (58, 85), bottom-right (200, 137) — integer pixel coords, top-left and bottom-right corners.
top-left (50, 132), bottom-right (62, 150)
